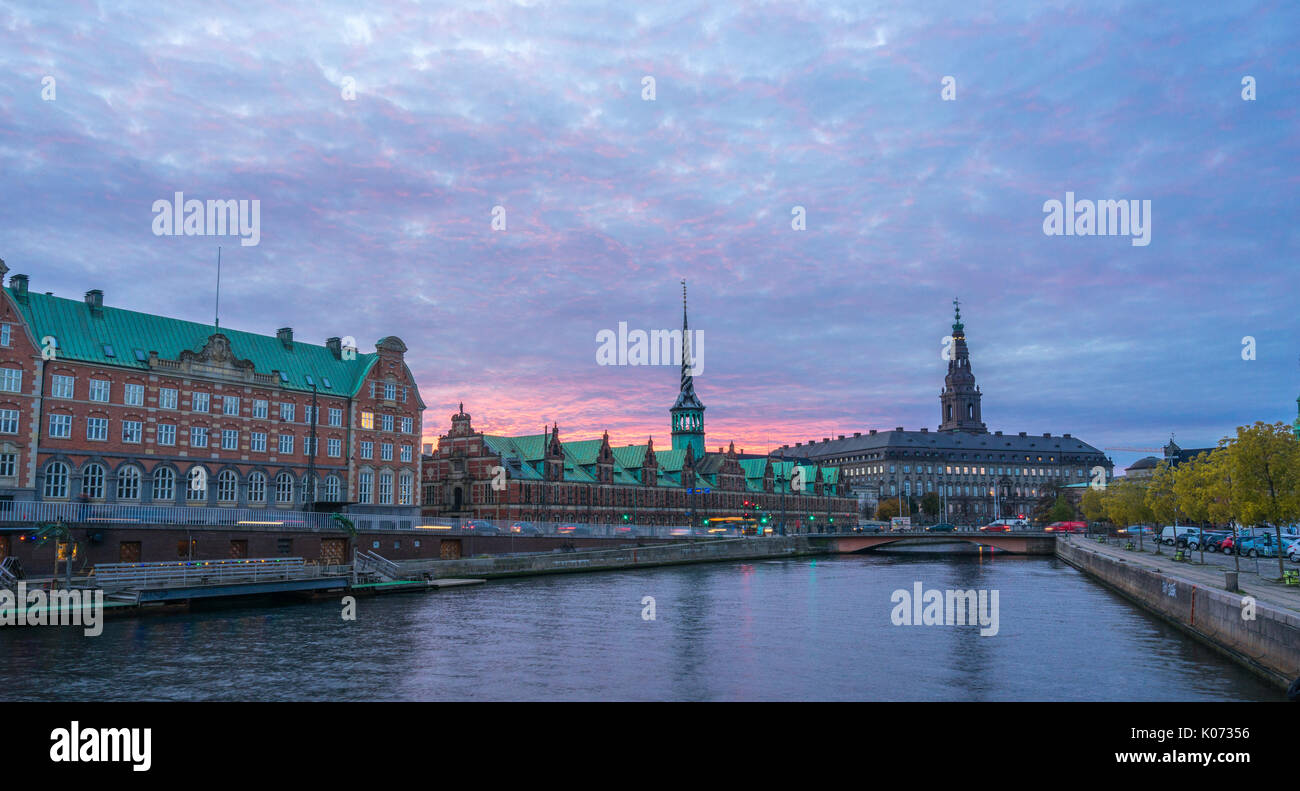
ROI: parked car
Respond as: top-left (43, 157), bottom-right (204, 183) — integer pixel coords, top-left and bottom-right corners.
top-left (1288, 539), bottom-right (1300, 563)
top-left (1240, 533), bottom-right (1290, 558)
top-left (1189, 531), bottom-right (1230, 552)
top-left (1045, 521), bottom-right (1087, 533)
top-left (1160, 525), bottom-right (1200, 546)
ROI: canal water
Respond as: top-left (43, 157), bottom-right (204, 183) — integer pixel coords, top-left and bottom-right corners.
top-left (0, 553), bottom-right (1283, 701)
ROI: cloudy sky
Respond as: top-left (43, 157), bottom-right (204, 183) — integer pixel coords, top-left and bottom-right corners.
top-left (1, 0), bottom-right (1296, 472)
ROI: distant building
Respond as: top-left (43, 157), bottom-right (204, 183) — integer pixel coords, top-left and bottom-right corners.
top-left (772, 300), bottom-right (1113, 521)
top-left (0, 260), bottom-right (425, 555)
top-left (1124, 439), bottom-right (1214, 480)
top-left (422, 285), bottom-right (856, 530)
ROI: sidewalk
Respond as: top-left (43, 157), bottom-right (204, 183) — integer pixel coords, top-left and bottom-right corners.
top-left (1065, 535), bottom-right (1300, 614)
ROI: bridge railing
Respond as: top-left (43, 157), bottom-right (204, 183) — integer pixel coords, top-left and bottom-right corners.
top-left (90, 557), bottom-right (316, 590)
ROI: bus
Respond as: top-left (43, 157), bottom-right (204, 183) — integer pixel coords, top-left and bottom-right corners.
top-left (705, 515), bottom-right (763, 535)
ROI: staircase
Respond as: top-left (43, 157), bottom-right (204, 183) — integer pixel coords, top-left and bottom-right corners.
top-left (353, 550), bottom-right (406, 582)
top-left (0, 556), bottom-right (22, 589)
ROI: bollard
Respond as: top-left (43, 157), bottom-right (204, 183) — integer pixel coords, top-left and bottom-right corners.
top-left (1223, 570), bottom-right (1238, 592)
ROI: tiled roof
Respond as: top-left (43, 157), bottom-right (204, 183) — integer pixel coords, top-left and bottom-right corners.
top-left (9, 289), bottom-right (379, 396)
top-left (772, 429), bottom-right (1107, 461)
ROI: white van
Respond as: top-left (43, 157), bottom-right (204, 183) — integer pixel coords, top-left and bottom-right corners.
top-left (1160, 525), bottom-right (1200, 545)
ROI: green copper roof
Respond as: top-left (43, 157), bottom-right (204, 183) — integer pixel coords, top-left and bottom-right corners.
top-left (9, 289), bottom-right (379, 396)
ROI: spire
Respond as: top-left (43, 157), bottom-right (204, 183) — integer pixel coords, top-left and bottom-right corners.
top-left (673, 279), bottom-right (704, 411)
top-left (939, 300), bottom-right (986, 433)
top-left (952, 297), bottom-right (964, 334)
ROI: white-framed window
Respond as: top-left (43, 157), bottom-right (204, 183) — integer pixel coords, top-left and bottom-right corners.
top-left (159, 387), bottom-right (178, 409)
top-left (82, 463), bottom-right (105, 499)
top-left (222, 429), bottom-right (239, 450)
top-left (328, 438), bottom-right (341, 458)
top-left (250, 432), bottom-right (267, 452)
top-left (248, 472), bottom-right (267, 504)
top-left (190, 426), bottom-right (209, 448)
top-left (399, 472), bottom-right (412, 505)
top-left (0, 452), bottom-right (14, 478)
top-left (358, 471), bottom-right (373, 504)
top-left (278, 434), bottom-right (294, 454)
top-left (381, 414), bottom-right (394, 432)
top-left (51, 374), bottom-right (74, 399)
top-left (0, 324), bottom-right (10, 347)
top-left (275, 472), bottom-right (294, 504)
top-left (325, 475), bottom-right (340, 502)
top-left (378, 472), bottom-right (393, 505)
top-left (381, 443), bottom-right (393, 461)
top-left (117, 466), bottom-right (141, 500)
top-left (43, 461), bottom-right (69, 498)
top-left (0, 409), bottom-right (17, 434)
top-left (124, 383), bottom-right (144, 406)
top-left (253, 399), bottom-right (268, 419)
top-left (303, 406), bottom-right (315, 425)
top-left (223, 395), bottom-right (240, 415)
top-left (400, 445), bottom-right (412, 463)
top-left (360, 411), bottom-right (374, 430)
top-left (122, 420), bottom-right (142, 444)
top-left (384, 382), bottom-right (396, 400)
top-left (88, 379), bottom-right (110, 402)
top-left (157, 423), bottom-right (176, 446)
top-left (217, 470), bottom-right (238, 502)
top-left (192, 392), bottom-right (210, 412)
top-left (360, 441), bottom-right (372, 460)
top-left (48, 414), bottom-right (72, 438)
top-left (279, 402), bottom-right (295, 422)
top-left (152, 467), bottom-right (176, 501)
top-left (0, 368), bottom-right (21, 393)
top-left (401, 416), bottom-right (413, 434)
top-left (303, 436), bottom-right (317, 456)
top-left (328, 408), bottom-right (342, 427)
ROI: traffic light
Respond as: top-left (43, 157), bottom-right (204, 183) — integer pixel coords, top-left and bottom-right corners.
top-left (760, 516), bottom-right (768, 524)
top-left (622, 513), bottom-right (630, 522)
top-left (829, 517), bottom-right (834, 523)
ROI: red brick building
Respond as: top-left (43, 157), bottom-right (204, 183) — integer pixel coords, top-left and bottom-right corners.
top-left (0, 261), bottom-right (424, 540)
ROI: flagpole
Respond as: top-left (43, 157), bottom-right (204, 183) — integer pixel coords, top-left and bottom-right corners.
top-left (214, 246), bottom-right (222, 330)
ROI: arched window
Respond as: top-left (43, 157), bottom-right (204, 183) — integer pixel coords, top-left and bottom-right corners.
top-left (301, 475), bottom-right (317, 503)
top-left (275, 472), bottom-right (294, 504)
top-left (248, 472), bottom-right (267, 504)
top-left (186, 467), bottom-right (207, 501)
top-left (967, 404), bottom-right (974, 419)
top-left (44, 461), bottom-right (69, 499)
top-left (116, 466), bottom-right (141, 501)
top-left (82, 463), bottom-right (105, 499)
top-left (217, 470), bottom-right (238, 503)
top-left (152, 467), bottom-right (176, 501)
top-left (325, 475), bottom-right (340, 502)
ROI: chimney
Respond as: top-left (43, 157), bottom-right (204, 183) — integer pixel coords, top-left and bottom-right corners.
top-left (276, 327), bottom-right (293, 349)
top-left (853, 432), bottom-right (861, 437)
top-left (822, 437), bottom-right (829, 443)
top-left (1063, 433), bottom-right (1071, 438)
top-left (1018, 432), bottom-right (1027, 437)
top-left (869, 429), bottom-right (877, 435)
top-left (795, 442), bottom-right (802, 447)
top-left (1043, 432), bottom-right (1051, 438)
top-left (995, 431), bottom-right (1002, 436)
top-left (422, 443), bottom-right (433, 455)
top-left (10, 273), bottom-right (28, 303)
top-left (894, 427), bottom-right (903, 432)
top-left (837, 434), bottom-right (845, 440)
top-left (920, 428), bottom-right (928, 433)
top-left (84, 289), bottom-right (103, 314)
top-left (326, 337), bottom-right (342, 359)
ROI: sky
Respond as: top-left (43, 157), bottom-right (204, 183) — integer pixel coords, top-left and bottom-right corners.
top-left (1, 0), bottom-right (1297, 474)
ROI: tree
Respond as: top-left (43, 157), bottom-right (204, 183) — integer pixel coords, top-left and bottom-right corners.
top-left (1144, 461), bottom-right (1179, 527)
top-left (1080, 486), bottom-right (1108, 523)
top-left (920, 492), bottom-right (941, 519)
top-left (1030, 482), bottom-right (1064, 525)
top-left (1228, 421), bottom-right (1300, 578)
top-left (1171, 452), bottom-right (1214, 526)
top-left (1048, 495), bottom-right (1075, 523)
top-left (875, 499), bottom-right (908, 520)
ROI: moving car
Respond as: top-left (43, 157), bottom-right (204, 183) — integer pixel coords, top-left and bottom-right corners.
top-left (1045, 521), bottom-right (1087, 533)
top-left (556, 524), bottom-right (592, 536)
top-left (926, 523), bottom-right (956, 532)
top-left (509, 521), bottom-right (544, 535)
top-left (462, 519), bottom-right (500, 535)
top-left (978, 523), bottom-right (1012, 532)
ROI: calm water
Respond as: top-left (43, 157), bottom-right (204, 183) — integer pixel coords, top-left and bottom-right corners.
top-left (0, 553), bottom-right (1283, 701)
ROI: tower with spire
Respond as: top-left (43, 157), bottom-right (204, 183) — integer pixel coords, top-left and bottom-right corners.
top-left (670, 280), bottom-right (706, 457)
top-left (939, 298), bottom-right (987, 433)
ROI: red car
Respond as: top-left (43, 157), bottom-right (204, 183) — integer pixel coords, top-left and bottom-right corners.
top-left (1045, 521), bottom-right (1087, 533)
top-left (978, 523), bottom-right (1012, 532)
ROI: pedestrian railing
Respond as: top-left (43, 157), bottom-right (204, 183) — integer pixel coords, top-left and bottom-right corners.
top-left (90, 557), bottom-right (311, 590)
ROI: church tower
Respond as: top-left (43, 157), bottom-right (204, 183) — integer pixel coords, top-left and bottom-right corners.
top-left (670, 280), bottom-right (706, 457)
top-left (939, 298), bottom-right (987, 433)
